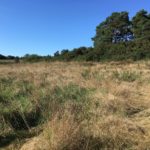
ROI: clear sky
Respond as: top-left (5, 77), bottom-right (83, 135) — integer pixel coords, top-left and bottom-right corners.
top-left (0, 0), bottom-right (150, 56)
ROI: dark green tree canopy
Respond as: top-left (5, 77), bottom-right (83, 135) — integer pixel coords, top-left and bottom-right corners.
top-left (132, 9), bottom-right (150, 40)
top-left (0, 54), bottom-right (7, 59)
top-left (54, 51), bottom-right (60, 57)
top-left (61, 49), bottom-right (69, 55)
top-left (92, 11), bottom-right (131, 47)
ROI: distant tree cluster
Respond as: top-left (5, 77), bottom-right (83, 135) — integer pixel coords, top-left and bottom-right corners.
top-left (0, 54), bottom-right (7, 59)
top-left (0, 54), bottom-right (20, 63)
top-left (90, 9), bottom-right (150, 61)
top-left (0, 9), bottom-right (150, 62)
top-left (51, 9), bottom-right (150, 61)
top-left (52, 47), bottom-right (94, 61)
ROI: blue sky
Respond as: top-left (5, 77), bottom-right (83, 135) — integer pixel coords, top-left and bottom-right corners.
top-left (0, 0), bottom-right (150, 56)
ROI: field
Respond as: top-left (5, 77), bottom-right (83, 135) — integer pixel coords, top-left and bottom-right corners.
top-left (1, 61), bottom-right (150, 150)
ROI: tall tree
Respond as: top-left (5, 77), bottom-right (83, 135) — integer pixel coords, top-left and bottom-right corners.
top-left (132, 9), bottom-right (150, 40)
top-left (92, 12), bottom-right (131, 48)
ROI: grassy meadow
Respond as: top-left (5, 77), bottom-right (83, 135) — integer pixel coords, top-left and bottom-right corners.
top-left (1, 61), bottom-right (150, 150)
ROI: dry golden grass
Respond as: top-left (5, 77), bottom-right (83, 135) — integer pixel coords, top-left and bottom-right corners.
top-left (1, 61), bottom-right (150, 150)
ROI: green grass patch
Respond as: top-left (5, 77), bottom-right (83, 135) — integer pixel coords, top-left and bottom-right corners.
top-left (0, 78), bottom-right (92, 133)
top-left (0, 76), bottom-right (93, 149)
top-left (112, 70), bottom-right (140, 82)
top-left (0, 77), bottom-right (38, 131)
top-left (38, 83), bottom-right (92, 122)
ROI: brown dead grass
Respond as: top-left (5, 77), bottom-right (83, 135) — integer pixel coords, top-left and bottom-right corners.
top-left (1, 61), bottom-right (150, 149)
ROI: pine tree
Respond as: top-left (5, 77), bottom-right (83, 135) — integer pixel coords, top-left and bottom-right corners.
top-left (132, 9), bottom-right (150, 40)
top-left (92, 12), bottom-right (131, 48)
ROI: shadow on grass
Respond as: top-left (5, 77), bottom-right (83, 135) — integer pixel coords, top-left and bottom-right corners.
top-left (0, 129), bottom-right (42, 148)
top-left (0, 134), bottom-right (17, 147)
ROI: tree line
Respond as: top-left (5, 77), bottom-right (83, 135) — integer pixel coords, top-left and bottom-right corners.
top-left (1, 9), bottom-right (150, 62)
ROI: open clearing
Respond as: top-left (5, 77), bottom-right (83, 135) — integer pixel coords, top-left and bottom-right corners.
top-left (1, 61), bottom-right (150, 150)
